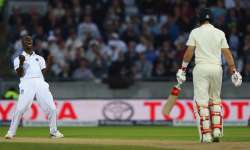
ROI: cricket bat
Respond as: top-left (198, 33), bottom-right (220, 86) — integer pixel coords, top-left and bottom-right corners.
top-left (162, 83), bottom-right (182, 116)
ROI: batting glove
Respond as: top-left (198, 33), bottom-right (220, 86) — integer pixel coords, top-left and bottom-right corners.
top-left (176, 69), bottom-right (186, 84)
top-left (231, 70), bottom-right (242, 87)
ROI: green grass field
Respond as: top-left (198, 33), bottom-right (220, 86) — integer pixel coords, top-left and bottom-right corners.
top-left (0, 126), bottom-right (250, 150)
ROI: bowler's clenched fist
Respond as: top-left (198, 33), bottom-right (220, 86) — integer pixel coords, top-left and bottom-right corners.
top-left (19, 55), bottom-right (25, 65)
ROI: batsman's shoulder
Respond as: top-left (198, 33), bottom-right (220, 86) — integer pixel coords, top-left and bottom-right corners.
top-left (214, 27), bottom-right (225, 35)
top-left (192, 27), bottom-right (200, 32)
top-left (190, 27), bottom-right (199, 35)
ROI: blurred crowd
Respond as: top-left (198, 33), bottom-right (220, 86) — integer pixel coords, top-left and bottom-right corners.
top-left (7, 0), bottom-right (250, 82)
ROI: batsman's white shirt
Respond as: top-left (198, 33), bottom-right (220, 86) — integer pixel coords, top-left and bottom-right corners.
top-left (8, 51), bottom-right (58, 135)
top-left (187, 23), bottom-right (229, 65)
top-left (186, 23), bottom-right (229, 105)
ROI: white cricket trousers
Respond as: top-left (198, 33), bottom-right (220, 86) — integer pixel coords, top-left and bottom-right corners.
top-left (8, 78), bottom-right (58, 135)
top-left (193, 64), bottom-right (223, 105)
top-left (193, 64), bottom-right (223, 141)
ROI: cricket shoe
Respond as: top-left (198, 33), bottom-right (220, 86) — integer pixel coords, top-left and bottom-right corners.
top-left (5, 132), bottom-right (15, 139)
top-left (201, 133), bottom-right (212, 143)
top-left (50, 131), bottom-right (64, 139)
top-left (212, 128), bottom-right (222, 143)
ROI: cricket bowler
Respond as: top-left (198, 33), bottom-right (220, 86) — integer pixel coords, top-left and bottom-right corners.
top-left (5, 35), bottom-right (64, 139)
top-left (176, 8), bottom-right (242, 143)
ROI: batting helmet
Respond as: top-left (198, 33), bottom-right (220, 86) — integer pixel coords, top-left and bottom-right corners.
top-left (199, 8), bottom-right (213, 24)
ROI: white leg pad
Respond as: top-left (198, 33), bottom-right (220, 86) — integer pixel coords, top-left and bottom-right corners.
top-left (194, 102), bottom-right (212, 142)
top-left (209, 102), bottom-right (223, 137)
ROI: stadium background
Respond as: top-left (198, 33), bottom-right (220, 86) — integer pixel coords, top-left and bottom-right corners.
top-left (0, 0), bottom-right (250, 150)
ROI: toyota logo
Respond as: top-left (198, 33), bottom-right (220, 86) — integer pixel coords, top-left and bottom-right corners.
top-left (103, 101), bottom-right (134, 120)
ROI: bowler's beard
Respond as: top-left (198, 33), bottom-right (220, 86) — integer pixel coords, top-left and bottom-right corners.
top-left (24, 46), bottom-right (33, 54)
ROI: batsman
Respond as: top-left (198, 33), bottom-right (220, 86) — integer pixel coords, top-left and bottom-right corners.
top-left (176, 8), bottom-right (242, 143)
